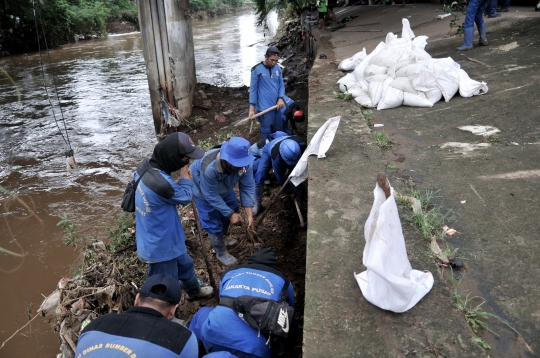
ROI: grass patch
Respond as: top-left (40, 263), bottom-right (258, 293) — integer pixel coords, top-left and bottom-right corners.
top-left (386, 163), bottom-right (398, 170)
top-left (451, 271), bottom-right (519, 337)
top-left (486, 135), bottom-right (500, 143)
top-left (197, 130), bottom-right (238, 151)
top-left (333, 91), bottom-right (353, 100)
top-left (373, 131), bottom-right (391, 149)
top-left (362, 109), bottom-right (373, 125)
top-left (106, 212), bottom-right (136, 251)
top-left (58, 213), bottom-right (83, 247)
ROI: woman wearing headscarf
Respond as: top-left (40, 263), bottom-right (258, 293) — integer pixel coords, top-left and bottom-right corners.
top-left (134, 132), bottom-right (213, 300)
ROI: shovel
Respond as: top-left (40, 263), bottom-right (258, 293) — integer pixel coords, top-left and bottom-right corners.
top-left (222, 105), bottom-right (278, 130)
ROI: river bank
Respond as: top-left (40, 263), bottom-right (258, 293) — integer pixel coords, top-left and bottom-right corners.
top-left (0, 10), bottom-right (314, 356)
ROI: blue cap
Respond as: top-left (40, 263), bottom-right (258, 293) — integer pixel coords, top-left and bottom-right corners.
top-left (140, 274), bottom-right (181, 304)
top-left (220, 137), bottom-right (255, 167)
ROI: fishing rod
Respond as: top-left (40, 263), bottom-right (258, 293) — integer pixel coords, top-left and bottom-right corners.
top-left (32, 0), bottom-right (76, 171)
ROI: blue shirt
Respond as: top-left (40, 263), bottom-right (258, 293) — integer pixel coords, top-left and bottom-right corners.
top-left (201, 266), bottom-right (295, 358)
top-left (254, 136), bottom-right (307, 186)
top-left (75, 307), bottom-right (199, 358)
top-left (135, 166), bottom-right (193, 262)
top-left (190, 149), bottom-right (255, 218)
top-left (249, 62), bottom-right (285, 112)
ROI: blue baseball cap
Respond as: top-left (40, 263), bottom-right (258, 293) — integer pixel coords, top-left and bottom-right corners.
top-left (220, 137), bottom-right (255, 167)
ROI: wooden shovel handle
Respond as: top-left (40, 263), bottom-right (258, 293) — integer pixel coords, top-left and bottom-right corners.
top-left (232, 105), bottom-right (279, 127)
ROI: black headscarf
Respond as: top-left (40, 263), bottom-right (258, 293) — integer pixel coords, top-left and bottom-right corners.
top-left (149, 133), bottom-right (186, 174)
top-left (248, 248), bottom-right (278, 269)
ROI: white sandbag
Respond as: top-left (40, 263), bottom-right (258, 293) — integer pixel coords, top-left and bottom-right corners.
top-left (412, 35), bottom-right (429, 50)
top-left (387, 59), bottom-right (413, 78)
top-left (367, 80), bottom-right (387, 107)
top-left (364, 64), bottom-right (387, 77)
top-left (457, 69), bottom-right (488, 97)
top-left (377, 86), bottom-right (404, 110)
top-left (352, 41), bottom-right (387, 81)
top-left (370, 48), bottom-right (409, 68)
top-left (396, 63), bottom-right (427, 77)
top-left (354, 89), bottom-right (375, 108)
top-left (38, 290), bottom-right (61, 317)
top-left (365, 74), bottom-right (390, 83)
top-left (412, 46), bottom-right (432, 61)
top-left (358, 78), bottom-right (369, 91)
top-left (338, 48), bottom-right (367, 71)
top-left (389, 77), bottom-right (417, 94)
top-left (432, 62), bottom-right (459, 102)
top-left (347, 86), bottom-right (367, 98)
top-left (424, 87), bottom-right (443, 104)
top-left (401, 18), bottom-right (416, 51)
top-left (355, 181), bottom-right (434, 313)
top-left (403, 92), bottom-right (434, 107)
top-left (337, 73), bottom-right (357, 93)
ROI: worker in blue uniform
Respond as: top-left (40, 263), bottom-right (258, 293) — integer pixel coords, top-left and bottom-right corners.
top-left (75, 274), bottom-right (199, 358)
top-left (189, 248), bottom-right (296, 358)
top-left (252, 135), bottom-right (307, 216)
top-left (248, 46), bottom-right (285, 140)
top-left (134, 132), bottom-right (213, 300)
top-left (456, 0), bottom-right (489, 51)
top-left (279, 95), bottom-right (305, 135)
top-left (190, 137), bottom-right (255, 266)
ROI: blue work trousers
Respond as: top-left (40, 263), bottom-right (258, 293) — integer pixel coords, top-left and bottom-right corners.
top-left (194, 190), bottom-right (240, 235)
top-left (147, 252), bottom-right (196, 282)
top-left (258, 110), bottom-right (283, 140)
top-left (464, 0), bottom-right (489, 29)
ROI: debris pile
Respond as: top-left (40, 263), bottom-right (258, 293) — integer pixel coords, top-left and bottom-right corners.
top-left (336, 19), bottom-right (488, 110)
top-left (38, 236), bottom-right (146, 358)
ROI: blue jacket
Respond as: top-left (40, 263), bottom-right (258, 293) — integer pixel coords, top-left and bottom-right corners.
top-left (201, 265), bottom-right (295, 358)
top-left (249, 62), bottom-right (285, 112)
top-left (254, 136), bottom-right (307, 186)
top-left (190, 149), bottom-right (255, 218)
top-left (75, 306), bottom-right (198, 358)
top-left (134, 158), bottom-right (193, 262)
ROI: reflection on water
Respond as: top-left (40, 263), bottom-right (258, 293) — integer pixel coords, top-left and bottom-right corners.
top-left (0, 9), bottom-right (275, 357)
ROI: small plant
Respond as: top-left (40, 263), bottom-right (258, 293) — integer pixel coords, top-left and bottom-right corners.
top-left (451, 271), bottom-right (519, 337)
top-left (198, 130), bottom-right (238, 151)
top-left (473, 338), bottom-right (491, 349)
top-left (106, 212), bottom-right (136, 251)
top-left (487, 135), bottom-right (500, 143)
top-left (443, 0), bottom-right (467, 35)
top-left (373, 131), bottom-right (391, 149)
top-left (386, 163), bottom-right (398, 170)
top-left (57, 213), bottom-right (83, 247)
top-left (362, 109), bottom-right (374, 125)
top-left (333, 91), bottom-right (353, 100)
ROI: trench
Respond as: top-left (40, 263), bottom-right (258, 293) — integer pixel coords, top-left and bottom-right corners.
top-left (0, 9), bottom-right (309, 357)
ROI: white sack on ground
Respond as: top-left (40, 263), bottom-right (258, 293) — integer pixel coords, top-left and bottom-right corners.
top-left (337, 18), bottom-right (487, 109)
top-left (355, 90), bottom-right (375, 108)
top-left (289, 117), bottom-right (340, 186)
top-left (347, 86), bottom-right (367, 98)
top-left (337, 73), bottom-right (357, 93)
top-left (457, 69), bottom-right (488, 97)
top-left (338, 48), bottom-right (367, 71)
top-left (355, 181), bottom-right (434, 313)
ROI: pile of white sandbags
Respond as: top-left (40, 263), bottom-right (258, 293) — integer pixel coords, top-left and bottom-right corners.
top-left (336, 19), bottom-right (488, 110)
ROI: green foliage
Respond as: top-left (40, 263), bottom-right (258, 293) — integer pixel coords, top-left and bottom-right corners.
top-left (198, 130), bottom-right (238, 151)
top-left (373, 131), bottom-right (391, 149)
top-left (333, 91), bottom-right (353, 100)
top-left (451, 270), bottom-right (520, 337)
top-left (386, 163), bottom-right (398, 170)
top-left (362, 109), bottom-right (374, 125)
top-left (406, 188), bottom-right (452, 241)
top-left (443, 0), bottom-right (467, 36)
top-left (0, 0), bottom-right (138, 54)
top-left (252, 0), bottom-right (305, 26)
top-left (106, 212), bottom-right (136, 251)
top-left (57, 213), bottom-right (83, 247)
top-left (473, 338), bottom-right (491, 349)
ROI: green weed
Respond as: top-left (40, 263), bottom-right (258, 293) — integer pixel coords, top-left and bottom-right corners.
top-left (386, 163), bottom-right (398, 170)
top-left (106, 212), bottom-right (136, 251)
top-left (405, 188), bottom-right (452, 241)
top-left (373, 131), bottom-right (391, 149)
top-left (362, 109), bottom-right (374, 125)
top-left (487, 135), bottom-right (500, 143)
top-left (443, 0), bottom-right (467, 36)
top-left (198, 130), bottom-right (238, 151)
top-left (473, 338), bottom-right (491, 349)
top-left (333, 91), bottom-right (353, 100)
top-left (57, 213), bottom-right (83, 247)
top-left (451, 271), bottom-right (519, 337)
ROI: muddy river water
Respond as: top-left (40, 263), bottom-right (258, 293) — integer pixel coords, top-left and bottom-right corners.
top-left (0, 10), bottom-right (277, 356)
